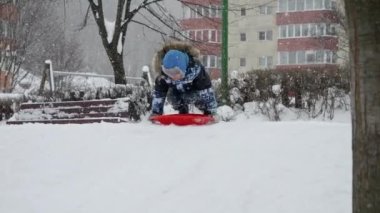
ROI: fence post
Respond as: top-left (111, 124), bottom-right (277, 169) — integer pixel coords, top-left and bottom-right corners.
top-left (38, 62), bottom-right (50, 95)
top-left (142, 65), bottom-right (152, 87)
top-left (45, 60), bottom-right (55, 93)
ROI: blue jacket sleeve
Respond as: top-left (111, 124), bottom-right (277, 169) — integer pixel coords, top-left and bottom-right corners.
top-left (151, 76), bottom-right (169, 115)
top-left (198, 87), bottom-right (218, 114)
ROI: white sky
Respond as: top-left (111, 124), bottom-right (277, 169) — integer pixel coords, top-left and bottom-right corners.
top-left (63, 0), bottom-right (182, 77)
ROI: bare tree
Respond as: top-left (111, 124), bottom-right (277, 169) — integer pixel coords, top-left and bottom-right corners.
top-left (0, 0), bottom-right (83, 92)
top-left (344, 1), bottom-right (380, 213)
top-left (87, 0), bottom-right (168, 84)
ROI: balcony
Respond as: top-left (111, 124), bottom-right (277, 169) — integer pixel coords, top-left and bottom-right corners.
top-left (0, 3), bottom-right (19, 22)
top-left (278, 37), bottom-right (338, 51)
top-left (277, 10), bottom-right (338, 25)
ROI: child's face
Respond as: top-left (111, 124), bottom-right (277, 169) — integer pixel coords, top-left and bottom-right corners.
top-left (162, 66), bottom-right (185, 80)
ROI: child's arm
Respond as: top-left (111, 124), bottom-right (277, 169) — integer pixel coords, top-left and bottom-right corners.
top-left (151, 76), bottom-right (169, 115)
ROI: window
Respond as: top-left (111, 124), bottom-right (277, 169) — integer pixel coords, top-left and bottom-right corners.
top-left (241, 7), bottom-right (246, 16)
top-left (302, 24), bottom-right (309, 36)
top-left (316, 23), bottom-right (326, 36)
top-left (279, 50), bottom-right (337, 65)
top-left (288, 25), bottom-right (294, 37)
top-left (325, 51), bottom-right (332, 63)
top-left (296, 0), bottom-right (305, 10)
top-left (279, 52), bottom-right (288, 65)
top-left (203, 6), bottom-right (210, 17)
top-left (288, 0), bottom-right (296, 11)
top-left (240, 33), bottom-right (246, 41)
top-left (210, 30), bottom-right (216, 42)
top-left (259, 56), bottom-right (273, 68)
top-left (280, 26), bottom-right (287, 38)
top-left (279, 0), bottom-right (287, 12)
top-left (316, 50), bottom-right (324, 63)
top-left (196, 31), bottom-right (202, 41)
top-left (295, 25), bottom-right (301, 37)
top-left (202, 55), bottom-right (208, 67)
top-left (305, 0), bottom-right (313, 10)
top-left (203, 30), bottom-right (209, 42)
top-left (259, 57), bottom-right (266, 67)
top-left (210, 55), bottom-right (217, 68)
top-left (267, 56), bottom-right (273, 67)
top-left (310, 24), bottom-right (317, 36)
top-left (189, 30), bottom-right (195, 40)
top-left (196, 6), bottom-right (203, 18)
top-left (279, 0), bottom-right (335, 12)
top-left (288, 52), bottom-right (296, 64)
top-left (332, 52), bottom-right (338, 63)
top-left (240, 58), bottom-right (246, 67)
top-left (297, 51), bottom-right (306, 64)
top-left (259, 6), bottom-right (272, 14)
top-left (306, 51), bottom-right (316, 63)
top-left (190, 6), bottom-right (197, 18)
top-left (259, 32), bottom-right (265, 40)
top-left (211, 5), bottom-right (217, 17)
top-left (314, 0), bottom-right (323, 9)
top-left (259, 31), bottom-right (273, 40)
top-left (327, 24), bottom-right (337, 35)
top-left (324, 0), bottom-right (332, 9)
top-left (0, 21), bottom-right (4, 37)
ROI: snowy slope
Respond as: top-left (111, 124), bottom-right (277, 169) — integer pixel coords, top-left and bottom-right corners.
top-left (0, 118), bottom-right (351, 213)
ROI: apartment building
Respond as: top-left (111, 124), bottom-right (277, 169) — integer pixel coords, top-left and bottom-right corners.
top-left (276, 0), bottom-right (340, 70)
top-left (180, 0), bottom-right (341, 76)
top-left (229, 0), bottom-right (278, 72)
top-left (180, 0), bottom-right (222, 79)
top-left (0, 0), bottom-right (19, 91)
top-left (229, 0), bottom-right (340, 72)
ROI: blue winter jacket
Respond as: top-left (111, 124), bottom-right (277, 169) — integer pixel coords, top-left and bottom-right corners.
top-left (151, 55), bottom-right (218, 115)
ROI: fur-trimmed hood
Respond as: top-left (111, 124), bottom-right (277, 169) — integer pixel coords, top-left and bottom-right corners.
top-left (152, 41), bottom-right (200, 74)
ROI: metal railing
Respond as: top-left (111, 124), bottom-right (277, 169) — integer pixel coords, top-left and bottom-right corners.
top-left (41, 60), bottom-right (153, 93)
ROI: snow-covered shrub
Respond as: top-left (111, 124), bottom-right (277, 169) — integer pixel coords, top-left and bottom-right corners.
top-left (213, 68), bottom-right (350, 121)
top-left (216, 105), bottom-right (236, 121)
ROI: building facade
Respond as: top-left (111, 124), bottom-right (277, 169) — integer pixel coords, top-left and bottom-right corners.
top-left (229, 0), bottom-right (278, 72)
top-left (229, 0), bottom-right (340, 73)
top-left (180, 0), bottom-right (222, 79)
top-left (180, 0), bottom-right (341, 76)
top-left (0, 0), bottom-right (19, 91)
top-left (276, 0), bottom-right (340, 71)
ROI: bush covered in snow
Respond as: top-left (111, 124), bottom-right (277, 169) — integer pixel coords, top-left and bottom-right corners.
top-left (213, 68), bottom-right (350, 121)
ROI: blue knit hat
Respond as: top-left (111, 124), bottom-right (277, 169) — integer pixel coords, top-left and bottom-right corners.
top-left (162, 50), bottom-right (189, 74)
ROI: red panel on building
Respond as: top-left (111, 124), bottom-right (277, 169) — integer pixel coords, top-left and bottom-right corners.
top-left (0, 37), bottom-right (18, 50)
top-left (0, 71), bottom-right (11, 91)
top-left (278, 37), bottom-right (338, 51)
top-left (181, 0), bottom-right (221, 6)
top-left (180, 19), bottom-right (221, 30)
top-left (0, 3), bottom-right (19, 22)
top-left (209, 68), bottom-right (221, 79)
top-left (277, 11), bottom-right (338, 25)
top-left (195, 43), bottom-right (220, 55)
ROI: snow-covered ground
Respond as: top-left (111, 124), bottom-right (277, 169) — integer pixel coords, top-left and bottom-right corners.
top-left (0, 115), bottom-right (351, 213)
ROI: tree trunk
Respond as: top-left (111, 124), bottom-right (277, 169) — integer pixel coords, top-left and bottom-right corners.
top-left (107, 48), bottom-right (127, 85)
top-left (345, 1), bottom-right (380, 213)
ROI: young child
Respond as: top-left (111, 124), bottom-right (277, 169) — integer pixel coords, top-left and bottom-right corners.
top-left (150, 41), bottom-right (218, 118)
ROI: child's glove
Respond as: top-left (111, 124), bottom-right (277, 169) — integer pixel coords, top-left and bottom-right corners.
top-left (204, 109), bottom-right (220, 123)
top-left (148, 113), bottom-right (161, 122)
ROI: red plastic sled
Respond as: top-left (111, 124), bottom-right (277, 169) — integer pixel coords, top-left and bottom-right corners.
top-left (150, 114), bottom-right (215, 126)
